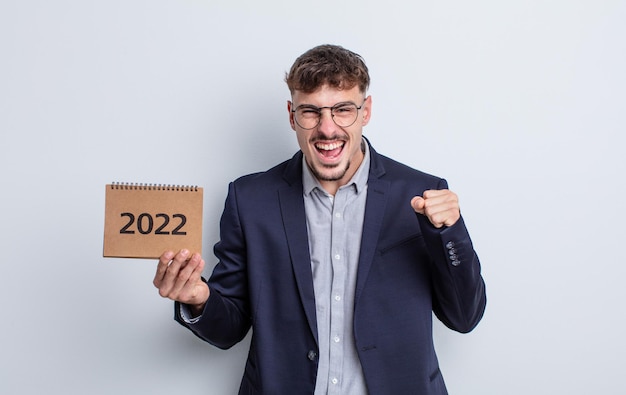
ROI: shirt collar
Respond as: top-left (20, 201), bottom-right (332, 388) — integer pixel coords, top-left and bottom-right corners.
top-left (302, 138), bottom-right (370, 196)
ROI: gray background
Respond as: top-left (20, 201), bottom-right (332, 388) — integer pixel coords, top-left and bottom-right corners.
top-left (1, 1), bottom-right (624, 394)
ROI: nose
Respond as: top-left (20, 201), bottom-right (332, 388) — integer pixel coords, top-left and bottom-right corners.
top-left (317, 108), bottom-right (336, 134)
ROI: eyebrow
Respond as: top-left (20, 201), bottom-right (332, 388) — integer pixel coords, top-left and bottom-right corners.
top-left (295, 101), bottom-right (357, 109)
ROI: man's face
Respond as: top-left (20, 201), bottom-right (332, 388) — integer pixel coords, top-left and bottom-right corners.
top-left (288, 85), bottom-right (372, 192)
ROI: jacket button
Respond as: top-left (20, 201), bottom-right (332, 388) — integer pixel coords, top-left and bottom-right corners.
top-left (307, 350), bottom-right (317, 361)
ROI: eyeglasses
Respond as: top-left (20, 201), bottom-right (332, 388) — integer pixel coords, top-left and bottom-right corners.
top-left (291, 100), bottom-right (365, 130)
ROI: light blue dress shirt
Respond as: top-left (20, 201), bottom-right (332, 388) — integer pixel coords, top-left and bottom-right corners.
top-left (302, 141), bottom-right (370, 395)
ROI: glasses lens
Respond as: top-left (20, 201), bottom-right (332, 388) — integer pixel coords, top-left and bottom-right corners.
top-left (331, 104), bottom-right (358, 127)
top-left (295, 107), bottom-right (320, 129)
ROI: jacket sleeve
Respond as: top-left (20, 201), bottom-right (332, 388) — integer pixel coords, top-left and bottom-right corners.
top-left (174, 182), bottom-right (252, 349)
top-left (417, 180), bottom-right (487, 333)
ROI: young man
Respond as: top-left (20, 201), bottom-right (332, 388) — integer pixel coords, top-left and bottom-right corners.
top-left (154, 44), bottom-right (486, 394)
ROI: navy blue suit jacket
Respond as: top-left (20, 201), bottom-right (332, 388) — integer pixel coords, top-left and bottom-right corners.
top-left (175, 140), bottom-right (486, 394)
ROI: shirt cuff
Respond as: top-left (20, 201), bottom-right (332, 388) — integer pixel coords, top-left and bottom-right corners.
top-left (179, 303), bottom-right (202, 324)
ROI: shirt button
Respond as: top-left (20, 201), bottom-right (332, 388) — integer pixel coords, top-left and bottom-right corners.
top-left (334, 295), bottom-right (341, 301)
top-left (334, 336), bottom-right (340, 343)
top-left (331, 378), bottom-right (338, 385)
top-left (335, 213), bottom-right (341, 218)
top-left (334, 254), bottom-right (341, 260)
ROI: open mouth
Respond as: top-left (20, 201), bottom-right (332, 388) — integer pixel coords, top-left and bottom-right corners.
top-left (314, 140), bottom-right (345, 160)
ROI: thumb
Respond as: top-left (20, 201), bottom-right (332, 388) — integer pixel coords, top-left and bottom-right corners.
top-left (411, 196), bottom-right (425, 214)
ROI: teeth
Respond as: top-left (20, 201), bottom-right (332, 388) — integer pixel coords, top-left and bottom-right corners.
top-left (315, 142), bottom-right (344, 151)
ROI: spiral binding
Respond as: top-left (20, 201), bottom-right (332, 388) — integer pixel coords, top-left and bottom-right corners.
top-left (110, 182), bottom-right (200, 192)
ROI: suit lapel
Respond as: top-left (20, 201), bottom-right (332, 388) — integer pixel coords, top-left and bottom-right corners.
top-left (279, 153), bottom-right (318, 345)
top-left (355, 177), bottom-right (389, 304)
top-left (355, 141), bottom-right (390, 304)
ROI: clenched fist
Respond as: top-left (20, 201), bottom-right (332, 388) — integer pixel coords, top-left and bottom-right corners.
top-left (411, 189), bottom-right (460, 228)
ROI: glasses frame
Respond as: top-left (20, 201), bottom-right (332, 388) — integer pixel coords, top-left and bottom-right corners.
top-left (291, 99), bottom-right (366, 130)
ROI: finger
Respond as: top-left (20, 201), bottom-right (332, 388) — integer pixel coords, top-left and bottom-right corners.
top-left (183, 258), bottom-right (207, 305)
top-left (411, 196), bottom-right (425, 214)
top-left (422, 190), bottom-right (458, 213)
top-left (424, 209), bottom-right (448, 228)
top-left (426, 202), bottom-right (460, 228)
top-left (422, 189), bottom-right (451, 199)
top-left (169, 253), bottom-right (203, 299)
top-left (154, 250), bottom-right (175, 288)
top-left (187, 254), bottom-right (206, 285)
top-left (157, 249), bottom-right (190, 298)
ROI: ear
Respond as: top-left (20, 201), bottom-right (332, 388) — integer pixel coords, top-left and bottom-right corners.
top-left (287, 100), bottom-right (296, 131)
top-left (361, 95), bottom-right (372, 126)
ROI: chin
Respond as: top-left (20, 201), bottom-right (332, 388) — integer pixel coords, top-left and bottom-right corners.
top-left (311, 162), bottom-right (350, 182)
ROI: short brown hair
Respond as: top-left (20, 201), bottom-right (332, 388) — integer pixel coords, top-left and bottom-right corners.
top-left (285, 44), bottom-right (370, 95)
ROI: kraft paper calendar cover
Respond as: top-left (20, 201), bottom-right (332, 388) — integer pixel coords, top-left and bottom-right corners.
top-left (103, 183), bottom-right (203, 259)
